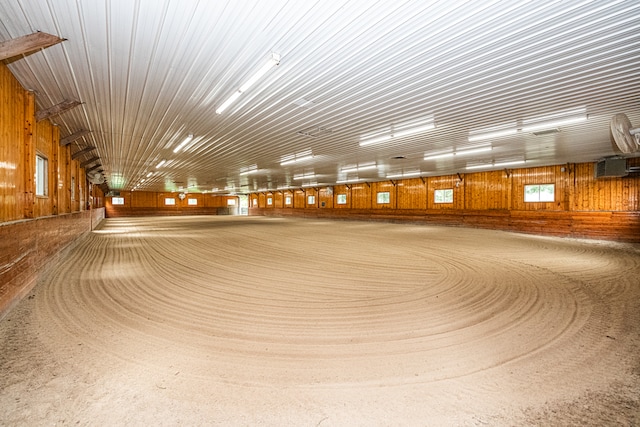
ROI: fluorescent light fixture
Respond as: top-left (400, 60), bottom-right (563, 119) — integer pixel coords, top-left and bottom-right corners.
top-left (336, 178), bottom-right (363, 184)
top-left (239, 53), bottom-right (280, 93)
top-left (521, 107), bottom-right (587, 133)
top-left (424, 152), bottom-right (454, 160)
top-left (239, 165), bottom-right (259, 176)
top-left (494, 160), bottom-right (526, 167)
top-left (468, 128), bottom-right (518, 142)
top-left (156, 160), bottom-right (166, 168)
top-left (456, 146), bottom-right (493, 156)
top-left (146, 172), bottom-right (153, 178)
top-left (140, 178), bottom-right (146, 183)
top-left (465, 160), bottom-right (525, 170)
top-left (216, 52), bottom-right (280, 115)
top-left (173, 134), bottom-right (193, 153)
top-left (393, 123), bottom-right (436, 138)
top-left (386, 171), bottom-right (422, 179)
top-left (424, 146), bottom-right (492, 161)
top-left (360, 116), bottom-right (435, 146)
top-left (341, 163), bottom-right (377, 173)
top-left (280, 152), bottom-right (313, 166)
top-left (293, 173), bottom-right (316, 180)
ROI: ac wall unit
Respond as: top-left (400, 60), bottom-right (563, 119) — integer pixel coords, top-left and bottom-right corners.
top-left (594, 158), bottom-right (628, 178)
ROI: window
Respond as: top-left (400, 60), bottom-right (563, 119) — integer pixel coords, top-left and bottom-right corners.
top-left (35, 154), bottom-right (48, 196)
top-left (267, 197), bottom-right (273, 206)
top-left (253, 198), bottom-right (258, 207)
top-left (71, 176), bottom-right (75, 200)
top-left (376, 192), bottom-right (390, 204)
top-left (525, 184), bottom-right (555, 202)
top-left (112, 197), bottom-right (124, 205)
top-left (307, 195), bottom-right (315, 205)
top-left (165, 198), bottom-right (176, 205)
top-left (336, 194), bottom-right (347, 205)
top-left (227, 199), bottom-right (236, 206)
top-left (285, 196), bottom-right (292, 205)
top-left (434, 189), bottom-right (453, 203)
top-left (188, 198), bottom-right (198, 206)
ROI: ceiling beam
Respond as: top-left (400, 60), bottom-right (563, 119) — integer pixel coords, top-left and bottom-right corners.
top-left (71, 146), bottom-right (96, 160)
top-left (85, 164), bottom-right (102, 173)
top-left (60, 129), bottom-right (91, 146)
top-left (0, 31), bottom-right (65, 61)
top-left (80, 156), bottom-right (100, 168)
top-left (36, 99), bottom-right (81, 122)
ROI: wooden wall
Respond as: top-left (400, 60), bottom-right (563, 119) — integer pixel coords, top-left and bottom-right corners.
top-left (1, 63), bottom-right (99, 224)
top-left (1, 62), bottom-right (105, 319)
top-left (104, 191), bottom-right (240, 217)
top-left (249, 160), bottom-right (640, 242)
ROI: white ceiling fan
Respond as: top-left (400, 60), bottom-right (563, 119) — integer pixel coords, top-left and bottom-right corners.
top-left (610, 113), bottom-right (640, 154)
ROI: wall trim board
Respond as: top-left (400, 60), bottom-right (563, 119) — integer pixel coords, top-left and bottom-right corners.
top-left (0, 208), bottom-right (105, 320)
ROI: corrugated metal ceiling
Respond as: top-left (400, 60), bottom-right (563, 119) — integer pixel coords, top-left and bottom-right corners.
top-left (1, 0), bottom-right (639, 193)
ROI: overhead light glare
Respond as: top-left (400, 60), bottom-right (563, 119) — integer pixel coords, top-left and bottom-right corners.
top-left (173, 134), bottom-right (194, 153)
top-left (216, 52), bottom-right (280, 115)
top-left (466, 160), bottom-right (526, 170)
top-left (280, 153), bottom-right (313, 166)
top-left (386, 171), bottom-right (421, 179)
top-left (156, 160), bottom-right (166, 169)
top-left (424, 152), bottom-right (454, 160)
top-left (336, 178), bottom-right (363, 184)
top-left (521, 108), bottom-right (587, 133)
top-left (468, 128), bottom-right (518, 142)
top-left (360, 116), bottom-right (435, 146)
top-left (341, 163), bottom-right (377, 173)
top-left (146, 172), bottom-right (153, 178)
top-left (293, 173), bottom-right (316, 180)
top-left (239, 53), bottom-right (280, 93)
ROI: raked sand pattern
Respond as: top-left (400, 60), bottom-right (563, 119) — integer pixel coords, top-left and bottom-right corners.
top-left (1, 216), bottom-right (639, 425)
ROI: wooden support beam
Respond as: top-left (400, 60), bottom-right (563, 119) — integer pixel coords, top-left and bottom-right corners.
top-left (0, 31), bottom-right (66, 61)
top-left (71, 146), bottom-right (95, 160)
top-left (420, 176), bottom-right (427, 184)
top-left (85, 164), bottom-right (102, 173)
top-left (36, 99), bottom-right (81, 122)
top-left (60, 129), bottom-right (91, 146)
top-left (80, 156), bottom-right (100, 168)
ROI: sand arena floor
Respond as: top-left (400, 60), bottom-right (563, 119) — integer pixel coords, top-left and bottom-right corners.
top-left (1, 216), bottom-right (639, 425)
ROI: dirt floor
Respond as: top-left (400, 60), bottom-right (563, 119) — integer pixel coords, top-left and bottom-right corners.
top-left (1, 216), bottom-right (639, 426)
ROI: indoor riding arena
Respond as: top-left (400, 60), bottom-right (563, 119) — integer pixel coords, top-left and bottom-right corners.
top-left (1, 1), bottom-right (639, 425)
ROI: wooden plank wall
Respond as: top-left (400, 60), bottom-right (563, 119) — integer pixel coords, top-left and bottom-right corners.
top-left (104, 190), bottom-right (240, 217)
top-left (249, 160), bottom-right (640, 242)
top-left (1, 62), bottom-right (106, 319)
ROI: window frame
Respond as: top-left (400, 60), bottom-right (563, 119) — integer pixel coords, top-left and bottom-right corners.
top-left (35, 154), bottom-right (48, 197)
top-left (434, 188), bottom-right (454, 204)
top-left (524, 184), bottom-right (555, 202)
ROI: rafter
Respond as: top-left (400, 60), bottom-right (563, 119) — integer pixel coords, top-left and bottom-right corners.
top-left (80, 156), bottom-right (100, 168)
top-left (36, 99), bottom-right (81, 122)
top-left (60, 129), bottom-right (91, 146)
top-left (0, 31), bottom-right (65, 61)
top-left (71, 146), bottom-right (96, 160)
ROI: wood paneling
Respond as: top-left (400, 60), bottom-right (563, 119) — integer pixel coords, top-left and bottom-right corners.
top-left (333, 185), bottom-right (351, 209)
top-left (104, 192), bottom-right (239, 217)
top-left (318, 187), bottom-right (333, 208)
top-left (428, 175), bottom-right (464, 210)
top-left (397, 178), bottom-right (426, 209)
top-left (294, 189), bottom-right (305, 207)
top-left (249, 160), bottom-right (640, 242)
top-left (305, 188), bottom-right (318, 208)
top-left (351, 183), bottom-right (371, 209)
top-left (371, 181), bottom-right (396, 209)
top-left (0, 208), bottom-right (105, 320)
top-left (464, 170), bottom-right (510, 210)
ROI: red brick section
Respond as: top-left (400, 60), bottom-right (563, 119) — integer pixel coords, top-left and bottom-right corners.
top-left (0, 208), bottom-right (105, 319)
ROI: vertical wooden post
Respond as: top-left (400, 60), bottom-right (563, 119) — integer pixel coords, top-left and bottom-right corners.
top-left (23, 91), bottom-right (35, 219)
top-left (51, 124), bottom-right (59, 215)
